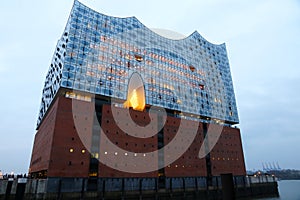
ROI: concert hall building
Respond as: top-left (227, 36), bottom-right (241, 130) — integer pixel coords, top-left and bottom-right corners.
top-left (29, 0), bottom-right (246, 192)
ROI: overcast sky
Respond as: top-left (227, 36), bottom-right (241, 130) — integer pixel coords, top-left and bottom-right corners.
top-left (0, 0), bottom-right (299, 174)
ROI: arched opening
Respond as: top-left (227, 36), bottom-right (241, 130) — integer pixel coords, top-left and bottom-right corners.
top-left (124, 73), bottom-right (145, 111)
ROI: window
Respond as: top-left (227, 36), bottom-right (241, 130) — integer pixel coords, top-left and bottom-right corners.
top-left (92, 153), bottom-right (99, 158)
top-left (189, 65), bottom-right (196, 72)
top-left (199, 84), bottom-right (205, 90)
top-left (134, 54), bottom-right (143, 62)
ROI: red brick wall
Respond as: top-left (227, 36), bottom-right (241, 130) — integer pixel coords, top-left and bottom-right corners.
top-left (164, 117), bottom-right (207, 177)
top-left (47, 97), bottom-right (94, 177)
top-left (30, 95), bottom-right (246, 178)
top-left (209, 124), bottom-right (246, 176)
top-left (99, 105), bottom-right (158, 177)
top-left (30, 96), bottom-right (94, 177)
top-left (29, 99), bottom-right (58, 174)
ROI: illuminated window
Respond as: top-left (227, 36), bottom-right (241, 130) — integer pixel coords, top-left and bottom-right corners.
top-left (134, 54), bottom-right (143, 62)
top-left (92, 153), bottom-right (99, 158)
top-left (124, 73), bottom-right (145, 111)
top-left (89, 172), bottom-right (97, 177)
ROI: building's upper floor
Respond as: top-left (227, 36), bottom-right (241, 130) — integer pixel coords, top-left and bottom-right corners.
top-left (37, 0), bottom-right (239, 127)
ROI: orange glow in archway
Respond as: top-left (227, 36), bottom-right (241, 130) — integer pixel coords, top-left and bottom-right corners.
top-left (124, 73), bottom-right (145, 111)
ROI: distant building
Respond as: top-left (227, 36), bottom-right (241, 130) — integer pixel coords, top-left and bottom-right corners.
top-left (29, 0), bottom-right (245, 191)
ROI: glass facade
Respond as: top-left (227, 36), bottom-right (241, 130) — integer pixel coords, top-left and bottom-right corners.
top-left (37, 0), bottom-right (239, 127)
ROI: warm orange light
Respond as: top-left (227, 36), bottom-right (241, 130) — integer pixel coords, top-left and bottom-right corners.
top-left (129, 89), bottom-right (139, 108)
top-left (124, 73), bottom-right (145, 111)
top-left (124, 87), bottom-right (145, 111)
